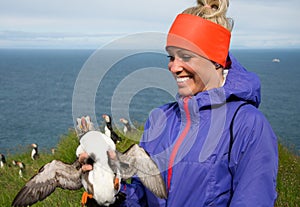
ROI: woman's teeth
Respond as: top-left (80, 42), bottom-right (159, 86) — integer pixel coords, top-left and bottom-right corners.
top-left (176, 77), bottom-right (190, 83)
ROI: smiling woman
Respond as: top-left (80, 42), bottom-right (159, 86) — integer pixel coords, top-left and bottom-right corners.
top-left (116, 0), bottom-right (278, 206)
top-left (166, 47), bottom-right (223, 96)
top-left (165, 7), bottom-right (232, 96)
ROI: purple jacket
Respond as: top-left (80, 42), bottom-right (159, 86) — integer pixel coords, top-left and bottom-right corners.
top-left (120, 54), bottom-right (278, 206)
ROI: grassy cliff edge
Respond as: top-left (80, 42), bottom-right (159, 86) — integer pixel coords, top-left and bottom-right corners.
top-left (0, 129), bottom-right (299, 206)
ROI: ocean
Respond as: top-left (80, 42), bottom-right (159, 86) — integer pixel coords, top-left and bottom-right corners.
top-left (0, 48), bottom-right (299, 154)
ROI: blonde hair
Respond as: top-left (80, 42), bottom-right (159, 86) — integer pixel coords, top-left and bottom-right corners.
top-left (183, 0), bottom-right (234, 31)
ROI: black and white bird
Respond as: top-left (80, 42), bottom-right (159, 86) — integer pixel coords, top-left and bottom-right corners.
top-left (0, 153), bottom-right (6, 168)
top-left (75, 115), bottom-right (96, 139)
top-left (102, 114), bottom-right (122, 144)
top-left (12, 116), bottom-right (167, 207)
top-left (120, 118), bottom-right (136, 135)
top-left (31, 143), bottom-right (39, 160)
top-left (12, 160), bottom-right (25, 178)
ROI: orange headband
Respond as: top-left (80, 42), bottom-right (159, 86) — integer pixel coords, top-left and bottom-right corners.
top-left (166, 13), bottom-right (231, 68)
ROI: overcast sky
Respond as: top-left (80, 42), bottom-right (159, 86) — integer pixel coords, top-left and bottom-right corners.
top-left (0, 0), bottom-right (299, 49)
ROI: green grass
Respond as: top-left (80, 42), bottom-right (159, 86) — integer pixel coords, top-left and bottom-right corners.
top-left (275, 143), bottom-right (300, 207)
top-left (0, 129), bottom-right (299, 206)
top-left (0, 129), bottom-right (84, 207)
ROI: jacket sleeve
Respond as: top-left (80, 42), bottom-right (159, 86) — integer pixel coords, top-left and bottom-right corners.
top-left (229, 106), bottom-right (278, 206)
top-left (119, 178), bottom-right (147, 207)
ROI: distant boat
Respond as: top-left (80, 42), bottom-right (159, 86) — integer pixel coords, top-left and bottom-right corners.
top-left (272, 58), bottom-right (280, 63)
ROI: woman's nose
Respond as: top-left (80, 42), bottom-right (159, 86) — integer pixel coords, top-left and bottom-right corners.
top-left (168, 58), bottom-right (183, 74)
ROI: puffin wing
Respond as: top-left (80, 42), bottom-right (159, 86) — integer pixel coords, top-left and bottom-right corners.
top-left (118, 144), bottom-right (167, 199)
top-left (12, 160), bottom-right (82, 207)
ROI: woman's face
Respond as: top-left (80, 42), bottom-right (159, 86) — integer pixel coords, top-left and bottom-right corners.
top-left (166, 47), bottom-right (223, 97)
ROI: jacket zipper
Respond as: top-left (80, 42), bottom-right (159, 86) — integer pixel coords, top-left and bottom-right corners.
top-left (167, 97), bottom-right (192, 191)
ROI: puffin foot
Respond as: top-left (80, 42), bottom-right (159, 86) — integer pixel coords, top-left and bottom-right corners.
top-left (81, 191), bottom-right (93, 207)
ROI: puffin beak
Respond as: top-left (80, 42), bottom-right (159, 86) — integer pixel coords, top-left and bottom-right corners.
top-left (81, 117), bottom-right (88, 133)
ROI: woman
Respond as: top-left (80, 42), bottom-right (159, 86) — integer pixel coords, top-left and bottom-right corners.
top-left (119, 0), bottom-right (278, 206)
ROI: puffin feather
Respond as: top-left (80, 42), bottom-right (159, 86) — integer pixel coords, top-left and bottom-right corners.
top-left (12, 160), bottom-right (82, 206)
top-left (118, 144), bottom-right (167, 199)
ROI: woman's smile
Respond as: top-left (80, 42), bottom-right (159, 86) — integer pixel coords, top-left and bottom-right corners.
top-left (167, 46), bottom-right (224, 96)
top-left (176, 76), bottom-right (191, 83)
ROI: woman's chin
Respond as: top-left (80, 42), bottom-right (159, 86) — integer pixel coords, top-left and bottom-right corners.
top-left (177, 88), bottom-right (194, 97)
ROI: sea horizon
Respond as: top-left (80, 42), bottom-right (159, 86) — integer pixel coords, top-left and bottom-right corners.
top-left (0, 48), bottom-right (299, 154)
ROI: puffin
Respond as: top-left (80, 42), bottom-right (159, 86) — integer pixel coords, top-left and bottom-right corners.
top-left (0, 153), bottom-right (6, 168)
top-left (119, 118), bottom-right (133, 135)
top-left (12, 116), bottom-right (167, 207)
top-left (76, 115), bottom-right (95, 139)
top-left (12, 160), bottom-right (25, 178)
top-left (31, 143), bottom-right (39, 160)
top-left (102, 114), bottom-right (122, 144)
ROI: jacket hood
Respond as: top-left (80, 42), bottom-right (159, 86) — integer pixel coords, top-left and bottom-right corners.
top-left (181, 53), bottom-right (261, 109)
top-left (224, 53), bottom-right (261, 107)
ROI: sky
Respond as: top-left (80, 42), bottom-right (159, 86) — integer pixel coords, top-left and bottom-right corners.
top-left (0, 0), bottom-right (299, 49)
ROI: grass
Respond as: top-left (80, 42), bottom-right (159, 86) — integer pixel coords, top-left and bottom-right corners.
top-left (0, 130), bottom-right (84, 207)
top-left (0, 128), bottom-right (299, 206)
top-left (275, 143), bottom-right (300, 206)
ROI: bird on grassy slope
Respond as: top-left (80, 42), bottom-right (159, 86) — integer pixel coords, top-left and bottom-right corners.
top-left (12, 160), bottom-right (25, 178)
top-left (102, 114), bottom-right (122, 144)
top-left (75, 115), bottom-right (96, 139)
top-left (119, 118), bottom-right (132, 135)
top-left (31, 143), bottom-right (39, 160)
top-left (0, 153), bottom-right (6, 168)
top-left (12, 116), bottom-right (167, 207)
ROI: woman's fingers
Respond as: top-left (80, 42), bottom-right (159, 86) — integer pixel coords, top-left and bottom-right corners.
top-left (79, 152), bottom-right (89, 164)
top-left (82, 164), bottom-right (93, 172)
